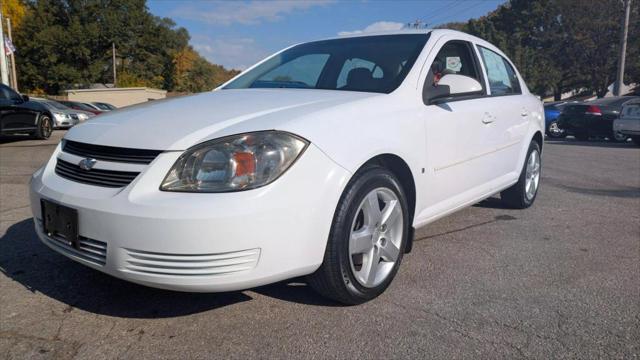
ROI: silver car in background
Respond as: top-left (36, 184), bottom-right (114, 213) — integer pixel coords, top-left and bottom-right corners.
top-left (32, 98), bottom-right (94, 129)
top-left (614, 99), bottom-right (640, 146)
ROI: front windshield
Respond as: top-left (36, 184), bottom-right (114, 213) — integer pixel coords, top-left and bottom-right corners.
top-left (223, 34), bottom-right (429, 94)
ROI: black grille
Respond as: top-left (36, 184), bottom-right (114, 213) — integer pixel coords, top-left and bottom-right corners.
top-left (55, 159), bottom-right (140, 188)
top-left (63, 140), bottom-right (162, 164)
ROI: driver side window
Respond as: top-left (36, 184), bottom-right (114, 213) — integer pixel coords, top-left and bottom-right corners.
top-left (423, 40), bottom-right (484, 104)
top-left (0, 84), bottom-right (21, 102)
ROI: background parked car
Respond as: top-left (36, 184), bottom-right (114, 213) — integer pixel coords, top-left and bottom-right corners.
top-left (0, 84), bottom-right (53, 139)
top-left (614, 99), bottom-right (640, 146)
top-left (58, 100), bottom-right (104, 115)
top-left (557, 96), bottom-right (639, 142)
top-left (91, 102), bottom-right (117, 111)
top-left (32, 98), bottom-right (94, 129)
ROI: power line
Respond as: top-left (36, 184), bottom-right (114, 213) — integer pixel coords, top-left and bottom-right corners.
top-left (430, 0), bottom-right (489, 27)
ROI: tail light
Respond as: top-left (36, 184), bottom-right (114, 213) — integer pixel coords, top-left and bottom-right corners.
top-left (585, 105), bottom-right (602, 116)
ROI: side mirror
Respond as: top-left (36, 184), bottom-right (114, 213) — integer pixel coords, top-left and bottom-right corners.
top-left (21, 95), bottom-right (29, 102)
top-left (427, 74), bottom-right (483, 105)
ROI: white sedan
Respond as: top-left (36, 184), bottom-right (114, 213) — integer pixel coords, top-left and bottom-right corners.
top-left (30, 29), bottom-right (544, 304)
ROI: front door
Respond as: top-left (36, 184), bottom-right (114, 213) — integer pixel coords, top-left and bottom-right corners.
top-left (419, 38), bottom-right (498, 211)
top-left (0, 85), bottom-right (38, 132)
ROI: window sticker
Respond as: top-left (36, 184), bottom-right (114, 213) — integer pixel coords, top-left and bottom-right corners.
top-left (446, 56), bottom-right (461, 72)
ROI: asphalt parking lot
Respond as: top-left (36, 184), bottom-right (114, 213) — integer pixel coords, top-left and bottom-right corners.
top-left (1, 131), bottom-right (638, 359)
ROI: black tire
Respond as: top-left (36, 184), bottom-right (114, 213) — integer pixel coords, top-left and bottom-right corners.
top-left (307, 165), bottom-right (409, 305)
top-left (610, 131), bottom-right (628, 143)
top-left (34, 114), bottom-right (53, 140)
top-left (500, 141), bottom-right (541, 209)
top-left (546, 121), bottom-right (566, 139)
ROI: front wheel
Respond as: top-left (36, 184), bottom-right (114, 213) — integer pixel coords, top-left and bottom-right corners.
top-left (610, 131), bottom-right (628, 143)
top-left (501, 141), bottom-right (541, 209)
top-left (34, 114), bottom-right (53, 140)
top-left (308, 166), bottom-right (409, 304)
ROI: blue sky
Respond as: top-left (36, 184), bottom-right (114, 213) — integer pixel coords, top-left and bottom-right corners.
top-left (148, 0), bottom-right (505, 70)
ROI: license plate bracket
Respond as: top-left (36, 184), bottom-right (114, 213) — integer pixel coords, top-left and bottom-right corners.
top-left (41, 199), bottom-right (79, 248)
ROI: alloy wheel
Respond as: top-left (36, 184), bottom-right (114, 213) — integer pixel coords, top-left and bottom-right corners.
top-left (42, 117), bottom-right (52, 138)
top-left (349, 187), bottom-right (403, 288)
top-left (524, 149), bottom-right (540, 201)
top-left (548, 122), bottom-right (564, 138)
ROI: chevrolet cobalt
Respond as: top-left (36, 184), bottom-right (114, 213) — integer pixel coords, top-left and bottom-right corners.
top-left (30, 30), bottom-right (544, 304)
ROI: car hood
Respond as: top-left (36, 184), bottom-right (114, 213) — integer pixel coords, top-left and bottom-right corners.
top-left (65, 89), bottom-right (378, 150)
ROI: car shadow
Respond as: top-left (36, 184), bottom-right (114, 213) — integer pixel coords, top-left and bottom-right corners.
top-left (472, 196), bottom-right (508, 209)
top-left (0, 219), bottom-right (338, 318)
top-left (0, 134), bottom-right (36, 144)
top-left (545, 137), bottom-right (638, 149)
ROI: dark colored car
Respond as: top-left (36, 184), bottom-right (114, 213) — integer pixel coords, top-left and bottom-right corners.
top-left (0, 84), bottom-right (54, 139)
top-left (557, 96), bottom-right (639, 142)
top-left (58, 100), bottom-right (104, 115)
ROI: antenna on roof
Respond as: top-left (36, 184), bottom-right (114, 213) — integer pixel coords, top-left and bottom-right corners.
top-left (406, 20), bottom-right (427, 29)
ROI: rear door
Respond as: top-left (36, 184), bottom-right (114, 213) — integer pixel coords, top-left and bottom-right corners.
top-left (475, 45), bottom-right (528, 176)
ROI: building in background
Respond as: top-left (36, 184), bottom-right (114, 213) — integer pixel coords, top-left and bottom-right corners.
top-left (64, 87), bottom-right (166, 108)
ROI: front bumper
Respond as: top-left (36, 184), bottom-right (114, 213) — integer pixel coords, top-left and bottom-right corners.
top-left (53, 116), bottom-right (80, 129)
top-left (30, 143), bottom-right (350, 292)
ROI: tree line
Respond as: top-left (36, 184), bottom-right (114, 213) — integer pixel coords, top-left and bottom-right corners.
top-left (3, 0), bottom-right (240, 95)
top-left (441, 0), bottom-right (639, 99)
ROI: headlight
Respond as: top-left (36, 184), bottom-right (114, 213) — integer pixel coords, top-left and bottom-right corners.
top-left (160, 131), bottom-right (308, 192)
top-left (77, 113), bottom-right (89, 121)
top-left (53, 112), bottom-right (67, 120)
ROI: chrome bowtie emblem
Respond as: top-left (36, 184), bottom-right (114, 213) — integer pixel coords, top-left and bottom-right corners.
top-left (78, 158), bottom-right (97, 171)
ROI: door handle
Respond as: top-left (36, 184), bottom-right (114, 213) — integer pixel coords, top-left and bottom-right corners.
top-left (482, 112), bottom-right (494, 124)
top-left (521, 109), bottom-right (528, 117)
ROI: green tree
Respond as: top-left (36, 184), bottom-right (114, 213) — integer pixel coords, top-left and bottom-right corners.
top-left (442, 0), bottom-right (639, 98)
top-left (14, 0), bottom-right (238, 94)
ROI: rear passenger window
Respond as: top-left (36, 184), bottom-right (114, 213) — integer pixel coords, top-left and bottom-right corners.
top-left (478, 46), bottom-right (521, 95)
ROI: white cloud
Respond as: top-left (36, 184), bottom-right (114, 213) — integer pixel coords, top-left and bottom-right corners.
top-left (193, 36), bottom-right (269, 70)
top-left (174, 0), bottom-right (334, 26)
top-left (338, 21), bottom-right (405, 36)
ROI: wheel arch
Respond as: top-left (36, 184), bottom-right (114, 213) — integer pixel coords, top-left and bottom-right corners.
top-left (359, 153), bottom-right (417, 253)
top-left (532, 130), bottom-right (543, 152)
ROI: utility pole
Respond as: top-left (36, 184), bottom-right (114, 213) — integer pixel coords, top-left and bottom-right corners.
top-left (613, 0), bottom-right (631, 96)
top-left (7, 18), bottom-right (18, 91)
top-left (0, 12), bottom-right (9, 86)
top-left (112, 42), bottom-right (117, 87)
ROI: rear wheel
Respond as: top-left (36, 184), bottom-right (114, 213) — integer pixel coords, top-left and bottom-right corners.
top-left (501, 141), bottom-right (541, 209)
top-left (308, 166), bottom-right (409, 304)
top-left (546, 121), bottom-right (566, 138)
top-left (34, 114), bottom-right (52, 140)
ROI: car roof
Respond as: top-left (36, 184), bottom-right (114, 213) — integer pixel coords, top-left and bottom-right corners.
top-left (589, 96), bottom-right (638, 106)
